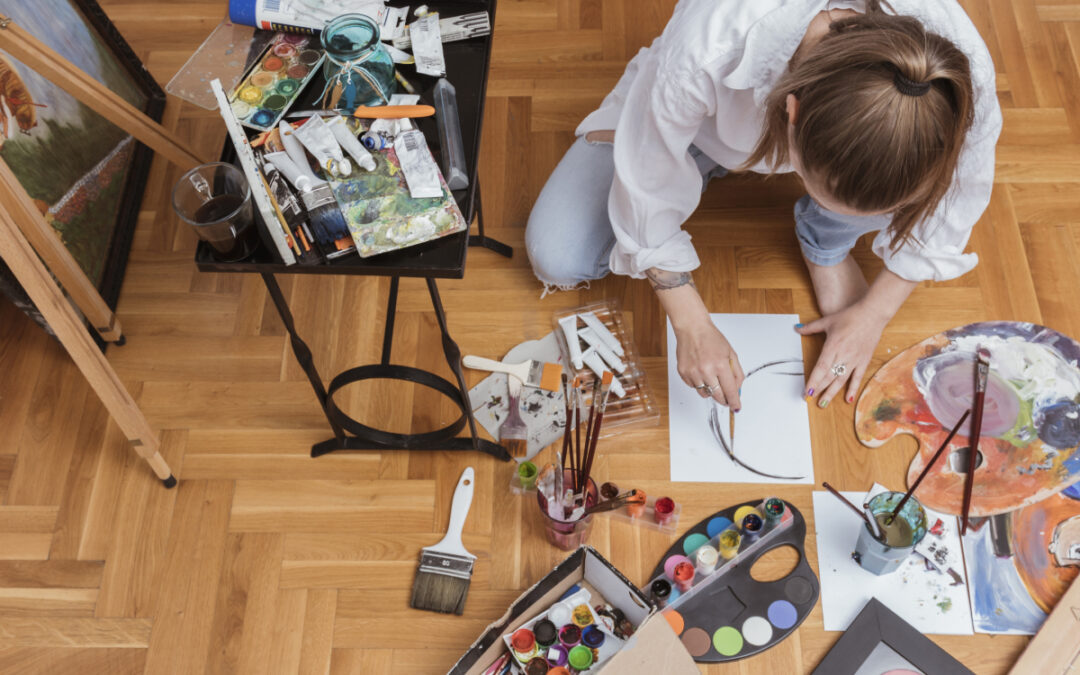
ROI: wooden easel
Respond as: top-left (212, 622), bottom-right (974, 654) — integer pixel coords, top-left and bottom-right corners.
top-left (0, 14), bottom-right (208, 486)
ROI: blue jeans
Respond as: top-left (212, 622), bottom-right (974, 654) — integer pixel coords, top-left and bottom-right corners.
top-left (525, 137), bottom-right (890, 289)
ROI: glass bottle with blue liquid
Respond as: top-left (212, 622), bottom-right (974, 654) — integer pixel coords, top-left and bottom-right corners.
top-left (320, 14), bottom-right (396, 111)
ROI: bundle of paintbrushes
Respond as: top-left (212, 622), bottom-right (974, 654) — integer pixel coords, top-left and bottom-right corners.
top-left (547, 371), bottom-right (615, 521)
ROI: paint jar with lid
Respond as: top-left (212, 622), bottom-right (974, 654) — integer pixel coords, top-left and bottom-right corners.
top-left (649, 578), bottom-right (672, 608)
top-left (547, 667), bottom-right (571, 675)
top-left (534, 618), bottom-right (557, 648)
top-left (547, 601), bottom-right (572, 628)
top-left (319, 14), bottom-right (395, 110)
top-left (546, 644), bottom-right (569, 667)
top-left (672, 560), bottom-right (695, 592)
top-left (581, 625), bottom-right (605, 650)
top-left (718, 528), bottom-right (741, 560)
top-left (741, 513), bottom-right (763, 543)
top-left (625, 489), bottom-right (647, 518)
top-left (525, 657), bottom-right (550, 675)
top-left (695, 545), bottom-right (719, 576)
top-left (654, 497), bottom-right (676, 525)
top-left (558, 623), bottom-right (581, 648)
top-left (567, 645), bottom-right (594, 672)
top-left (763, 497), bottom-right (785, 527)
top-left (511, 628), bottom-right (539, 662)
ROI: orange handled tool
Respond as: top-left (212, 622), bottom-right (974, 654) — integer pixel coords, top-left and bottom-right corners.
top-left (352, 104), bottom-right (436, 119)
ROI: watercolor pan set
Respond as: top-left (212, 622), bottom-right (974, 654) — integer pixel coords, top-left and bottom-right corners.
top-left (229, 34), bottom-right (325, 131)
top-left (552, 301), bottom-right (660, 433)
top-left (645, 498), bottom-right (819, 663)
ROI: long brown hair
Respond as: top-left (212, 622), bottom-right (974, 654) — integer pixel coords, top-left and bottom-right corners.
top-left (742, 1), bottom-right (975, 249)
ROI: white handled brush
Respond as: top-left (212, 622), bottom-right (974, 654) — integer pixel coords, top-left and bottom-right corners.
top-left (461, 355), bottom-right (562, 392)
top-left (410, 467), bottom-right (476, 615)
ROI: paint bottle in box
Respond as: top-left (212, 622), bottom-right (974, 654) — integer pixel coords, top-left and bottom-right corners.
top-left (742, 513), bottom-right (764, 543)
top-left (510, 628), bottom-right (539, 662)
top-left (534, 618), bottom-right (557, 648)
top-left (718, 529), bottom-right (741, 560)
top-left (763, 497), bottom-right (785, 528)
top-left (695, 545), bottom-right (719, 576)
top-left (650, 578), bottom-right (672, 608)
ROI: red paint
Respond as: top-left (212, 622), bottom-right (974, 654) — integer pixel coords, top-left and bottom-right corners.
top-left (654, 497), bottom-right (676, 525)
top-left (673, 560), bottom-right (695, 591)
top-left (262, 56), bottom-right (285, 72)
top-left (511, 628), bottom-right (535, 654)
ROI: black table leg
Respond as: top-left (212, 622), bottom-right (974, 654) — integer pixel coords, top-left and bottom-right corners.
top-left (261, 273), bottom-right (347, 444)
top-left (467, 181), bottom-right (513, 258)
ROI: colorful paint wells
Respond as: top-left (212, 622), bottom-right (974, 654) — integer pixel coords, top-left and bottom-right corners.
top-left (228, 35), bottom-right (325, 131)
top-left (647, 498), bottom-right (819, 663)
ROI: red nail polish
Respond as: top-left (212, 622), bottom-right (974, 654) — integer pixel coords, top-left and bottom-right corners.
top-left (847, 395), bottom-right (854, 403)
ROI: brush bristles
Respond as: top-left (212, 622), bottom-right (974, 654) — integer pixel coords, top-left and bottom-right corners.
top-left (502, 438), bottom-right (528, 458)
top-left (539, 362), bottom-right (563, 392)
top-left (410, 570), bottom-right (472, 615)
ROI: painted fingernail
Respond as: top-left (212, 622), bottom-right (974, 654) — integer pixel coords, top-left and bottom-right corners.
top-left (806, 388), bottom-right (815, 397)
top-left (795, 323), bottom-right (804, 330)
top-left (819, 399), bottom-right (830, 409)
top-left (734, 408), bottom-right (741, 413)
top-left (847, 395), bottom-right (854, 404)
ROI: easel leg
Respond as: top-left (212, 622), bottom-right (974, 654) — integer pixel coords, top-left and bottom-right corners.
top-left (467, 181), bottom-right (513, 258)
top-left (0, 205), bottom-right (174, 486)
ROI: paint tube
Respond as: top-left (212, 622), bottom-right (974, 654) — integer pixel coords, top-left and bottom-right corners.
top-left (392, 11), bottom-right (491, 49)
top-left (393, 130), bottom-right (443, 199)
top-left (558, 315), bottom-right (584, 370)
top-left (325, 115), bottom-right (376, 172)
top-left (293, 115), bottom-right (350, 177)
top-left (228, 0), bottom-right (391, 35)
top-left (578, 327), bottom-right (626, 373)
top-left (579, 311), bottom-right (624, 356)
top-left (410, 12), bottom-right (446, 77)
top-left (582, 348), bottom-right (625, 398)
top-left (279, 120), bottom-right (311, 172)
top-left (261, 156), bottom-right (321, 264)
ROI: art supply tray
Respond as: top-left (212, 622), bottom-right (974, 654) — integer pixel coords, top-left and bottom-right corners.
top-left (229, 34), bottom-right (325, 131)
top-left (645, 498), bottom-right (819, 663)
top-left (552, 301), bottom-right (660, 433)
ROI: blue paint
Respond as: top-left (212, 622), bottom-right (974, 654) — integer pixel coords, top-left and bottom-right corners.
top-left (707, 517), bottom-right (733, 538)
top-left (767, 600), bottom-right (798, 629)
top-left (1063, 483), bottom-right (1080, 501)
top-left (965, 524), bottom-right (1046, 633)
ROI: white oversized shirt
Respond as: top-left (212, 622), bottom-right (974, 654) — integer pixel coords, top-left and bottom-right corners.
top-left (577, 0), bottom-right (1002, 282)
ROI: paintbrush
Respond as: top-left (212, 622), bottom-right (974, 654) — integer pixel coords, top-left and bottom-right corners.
top-left (961, 347), bottom-right (991, 535)
top-left (822, 482), bottom-right (878, 534)
top-left (583, 489), bottom-right (643, 516)
top-left (888, 409), bottom-right (971, 525)
top-left (499, 376), bottom-right (528, 458)
top-left (461, 355), bottom-right (562, 392)
top-left (410, 467), bottom-right (476, 615)
top-left (277, 120), bottom-right (352, 255)
top-left (578, 372), bottom-right (614, 502)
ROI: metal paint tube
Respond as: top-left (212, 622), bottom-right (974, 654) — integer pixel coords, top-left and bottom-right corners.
top-left (558, 315), bottom-right (584, 369)
top-left (326, 114), bottom-right (376, 171)
top-left (579, 311), bottom-right (624, 356)
top-left (578, 327), bottom-right (626, 373)
top-left (293, 115), bottom-right (351, 177)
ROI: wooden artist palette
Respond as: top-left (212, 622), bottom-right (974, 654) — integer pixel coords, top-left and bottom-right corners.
top-left (647, 499), bottom-right (819, 663)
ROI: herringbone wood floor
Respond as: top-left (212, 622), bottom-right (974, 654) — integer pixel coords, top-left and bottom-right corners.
top-left (2, 0), bottom-right (1078, 672)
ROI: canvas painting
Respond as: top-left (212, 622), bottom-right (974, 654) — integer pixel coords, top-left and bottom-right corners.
top-left (0, 0), bottom-right (162, 323)
top-left (667, 314), bottom-right (814, 484)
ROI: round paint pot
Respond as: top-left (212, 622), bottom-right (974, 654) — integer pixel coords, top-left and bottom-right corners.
top-left (547, 667), bottom-right (571, 675)
top-left (547, 602), bottom-right (572, 628)
top-left (511, 628), bottom-right (538, 661)
top-left (581, 625), bottom-right (605, 649)
top-left (238, 86), bottom-right (263, 105)
top-left (650, 578), bottom-right (672, 608)
top-left (299, 49), bottom-right (322, 66)
top-left (287, 64), bottom-right (309, 80)
top-left (695, 545), bottom-right (719, 576)
top-left (262, 56), bottom-right (285, 72)
top-left (558, 623), bottom-right (581, 648)
top-left (262, 94), bottom-right (287, 111)
top-left (518, 461), bottom-right (538, 489)
top-left (230, 100), bottom-right (253, 119)
top-left (250, 71), bottom-right (276, 89)
top-left (571, 604), bottom-right (592, 627)
top-left (599, 482), bottom-right (619, 500)
top-left (718, 528), bottom-right (742, 560)
top-left (742, 513), bottom-right (763, 542)
top-left (275, 78), bottom-right (300, 97)
top-left (625, 489), bottom-right (646, 517)
top-left (654, 497), bottom-right (676, 525)
top-left (273, 42), bottom-right (297, 58)
top-left (673, 560), bottom-right (695, 592)
top-left (249, 109), bottom-right (276, 128)
top-left (764, 497), bottom-right (785, 527)
top-left (733, 505), bottom-right (760, 526)
top-left (567, 645), bottom-right (594, 671)
top-left (280, 33), bottom-right (306, 44)
top-left (546, 644), bottom-right (568, 667)
top-left (534, 619), bottom-right (557, 648)
top-left (362, 133), bottom-right (389, 151)
top-left (525, 657), bottom-right (550, 675)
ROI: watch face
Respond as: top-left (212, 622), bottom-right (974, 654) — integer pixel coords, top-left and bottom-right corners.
top-left (1050, 514), bottom-right (1080, 568)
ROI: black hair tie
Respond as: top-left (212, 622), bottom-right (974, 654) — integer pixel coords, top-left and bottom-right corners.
top-left (893, 71), bottom-right (932, 97)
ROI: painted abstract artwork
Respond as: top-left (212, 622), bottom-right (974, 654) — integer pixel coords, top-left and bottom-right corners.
top-left (0, 0), bottom-right (163, 320)
top-left (856, 321), bottom-right (1080, 634)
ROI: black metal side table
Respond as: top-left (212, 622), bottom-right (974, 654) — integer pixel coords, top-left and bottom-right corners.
top-left (196, 0), bottom-right (511, 461)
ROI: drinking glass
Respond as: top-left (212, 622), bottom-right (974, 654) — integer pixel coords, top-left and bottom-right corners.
top-left (172, 162), bottom-right (257, 262)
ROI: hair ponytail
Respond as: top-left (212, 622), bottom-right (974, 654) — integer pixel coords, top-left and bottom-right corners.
top-left (743, 9), bottom-right (975, 250)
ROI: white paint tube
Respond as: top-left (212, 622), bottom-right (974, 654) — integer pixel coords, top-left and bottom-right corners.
top-left (325, 115), bottom-right (376, 172)
top-left (278, 120), bottom-right (311, 175)
top-left (558, 315), bottom-right (584, 370)
top-left (579, 311), bottom-right (625, 357)
top-left (582, 348), bottom-right (626, 398)
top-left (410, 12), bottom-right (446, 77)
top-left (393, 11), bottom-right (490, 49)
top-left (579, 327), bottom-right (626, 374)
top-left (393, 130), bottom-right (443, 199)
top-left (292, 115), bottom-right (351, 177)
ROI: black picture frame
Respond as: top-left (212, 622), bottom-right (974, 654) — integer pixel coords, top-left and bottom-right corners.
top-left (0, 0), bottom-right (165, 335)
top-left (811, 598), bottom-right (975, 675)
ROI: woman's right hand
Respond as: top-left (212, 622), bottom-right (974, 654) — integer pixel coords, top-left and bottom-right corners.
top-left (673, 318), bottom-right (745, 409)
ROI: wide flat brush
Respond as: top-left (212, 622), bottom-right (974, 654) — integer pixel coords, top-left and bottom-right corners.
top-left (499, 377), bottom-right (528, 458)
top-left (961, 347), bottom-right (991, 535)
top-left (277, 120), bottom-right (352, 255)
top-left (410, 467), bottom-right (476, 614)
top-left (461, 355), bottom-right (562, 392)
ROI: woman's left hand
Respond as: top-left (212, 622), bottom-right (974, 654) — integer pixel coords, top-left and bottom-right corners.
top-left (796, 302), bottom-right (889, 408)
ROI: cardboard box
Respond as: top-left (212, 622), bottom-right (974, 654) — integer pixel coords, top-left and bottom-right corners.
top-left (448, 546), bottom-right (699, 674)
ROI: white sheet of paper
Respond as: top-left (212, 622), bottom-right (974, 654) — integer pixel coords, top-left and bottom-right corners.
top-left (813, 490), bottom-right (974, 635)
top-left (667, 314), bottom-right (813, 484)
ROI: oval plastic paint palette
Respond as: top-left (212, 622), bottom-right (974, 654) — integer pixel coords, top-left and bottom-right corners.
top-left (646, 498), bottom-right (819, 663)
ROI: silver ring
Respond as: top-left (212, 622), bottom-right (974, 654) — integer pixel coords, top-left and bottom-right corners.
top-left (830, 362), bottom-right (847, 377)
top-left (696, 383), bottom-right (714, 395)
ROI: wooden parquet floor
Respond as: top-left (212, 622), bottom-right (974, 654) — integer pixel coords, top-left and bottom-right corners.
top-left (2, 0), bottom-right (1079, 672)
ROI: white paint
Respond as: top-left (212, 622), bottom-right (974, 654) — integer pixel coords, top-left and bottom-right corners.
top-left (741, 616), bottom-right (773, 646)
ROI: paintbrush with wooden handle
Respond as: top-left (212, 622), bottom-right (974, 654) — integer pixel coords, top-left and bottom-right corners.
top-left (961, 347), bottom-right (991, 535)
top-left (498, 376), bottom-right (528, 458)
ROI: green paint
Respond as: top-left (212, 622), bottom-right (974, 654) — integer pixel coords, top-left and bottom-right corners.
top-left (937, 598), bottom-right (952, 612)
top-left (873, 399), bottom-right (902, 422)
top-left (683, 533), bottom-right (710, 557)
top-left (712, 626), bottom-right (743, 656)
